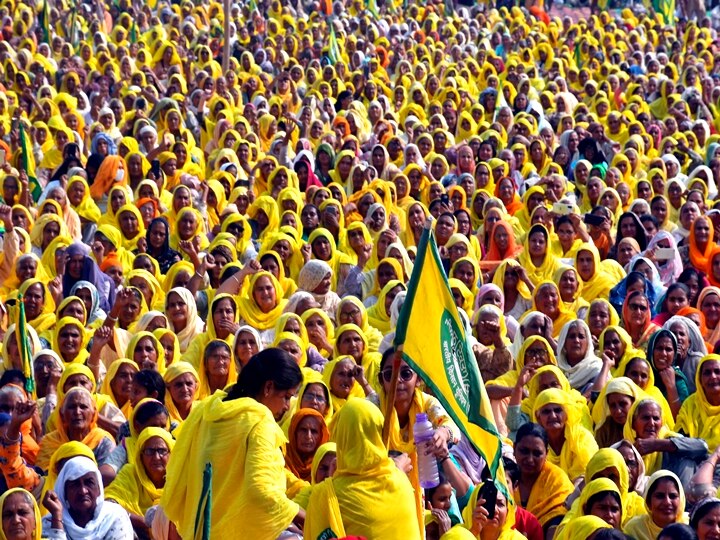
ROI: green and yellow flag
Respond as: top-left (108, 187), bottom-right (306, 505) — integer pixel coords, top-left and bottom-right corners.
top-left (38, 0), bottom-right (50, 44)
top-left (394, 221), bottom-right (503, 478)
top-left (327, 23), bottom-right (342, 65)
top-left (654, 0), bottom-right (675, 25)
top-left (15, 294), bottom-right (35, 395)
top-left (19, 123), bottom-right (41, 203)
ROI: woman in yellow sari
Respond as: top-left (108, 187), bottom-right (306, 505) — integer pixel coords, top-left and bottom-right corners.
top-left (162, 361), bottom-right (199, 425)
top-left (461, 480), bottom-right (525, 539)
top-left (161, 350), bottom-right (304, 539)
top-left (529, 281), bottom-right (575, 339)
top-left (99, 358), bottom-right (139, 420)
top-left (336, 296), bottom-right (383, 352)
top-left (575, 242), bottom-right (620, 302)
top-left (623, 470), bottom-right (688, 540)
top-left (532, 388), bottom-right (598, 484)
top-left (304, 397), bottom-right (420, 539)
top-left (674, 354), bottom-right (720, 453)
top-left (517, 224), bottom-right (561, 286)
top-left (180, 293), bottom-right (240, 369)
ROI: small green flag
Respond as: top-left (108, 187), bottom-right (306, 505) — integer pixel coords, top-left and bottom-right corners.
top-left (39, 0), bottom-right (50, 44)
top-left (327, 23), bottom-right (342, 65)
top-left (16, 294), bottom-right (35, 395)
top-left (193, 463), bottom-right (212, 540)
top-left (129, 20), bottom-right (137, 44)
top-left (574, 41), bottom-right (582, 68)
top-left (367, 0), bottom-right (380, 19)
top-left (19, 123), bottom-right (42, 203)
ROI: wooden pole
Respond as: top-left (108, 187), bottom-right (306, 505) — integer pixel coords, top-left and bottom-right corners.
top-left (222, 0), bottom-right (230, 73)
top-left (381, 344), bottom-right (403, 446)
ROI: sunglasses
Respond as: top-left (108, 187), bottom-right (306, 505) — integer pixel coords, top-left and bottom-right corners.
top-left (381, 367), bottom-right (414, 383)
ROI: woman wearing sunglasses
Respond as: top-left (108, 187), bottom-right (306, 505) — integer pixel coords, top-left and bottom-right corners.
top-left (368, 347), bottom-right (461, 531)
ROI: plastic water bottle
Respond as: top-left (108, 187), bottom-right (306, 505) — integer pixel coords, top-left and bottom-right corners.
top-left (414, 413), bottom-right (440, 489)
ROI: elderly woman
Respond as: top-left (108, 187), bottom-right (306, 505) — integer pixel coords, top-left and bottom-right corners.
top-left (0, 488), bottom-right (42, 540)
top-left (42, 455), bottom-right (132, 539)
top-left (36, 387), bottom-right (115, 471)
top-left (105, 427), bottom-right (175, 537)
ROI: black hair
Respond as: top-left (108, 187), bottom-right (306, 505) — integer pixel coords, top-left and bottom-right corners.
top-left (0, 370), bottom-right (26, 389)
top-left (133, 369), bottom-right (166, 403)
top-left (211, 294), bottom-right (236, 315)
top-left (225, 348), bottom-right (302, 401)
top-left (220, 265), bottom-right (242, 283)
top-left (502, 457), bottom-right (520, 486)
top-left (647, 473), bottom-right (680, 501)
top-left (515, 423), bottom-right (548, 448)
top-left (593, 531), bottom-right (636, 540)
top-left (132, 399), bottom-right (169, 430)
top-left (690, 498), bottom-right (720, 529)
top-left (380, 347), bottom-right (396, 371)
top-left (555, 215), bottom-right (573, 229)
top-left (639, 214), bottom-right (659, 230)
top-left (625, 271), bottom-right (648, 291)
top-left (424, 470), bottom-right (450, 502)
top-left (204, 339), bottom-right (231, 363)
top-left (584, 490), bottom-right (621, 515)
top-left (657, 524), bottom-right (697, 540)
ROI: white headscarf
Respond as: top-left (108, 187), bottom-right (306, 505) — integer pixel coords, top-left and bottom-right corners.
top-left (48, 456), bottom-right (131, 539)
top-left (167, 287), bottom-right (205, 353)
top-left (556, 319), bottom-right (603, 390)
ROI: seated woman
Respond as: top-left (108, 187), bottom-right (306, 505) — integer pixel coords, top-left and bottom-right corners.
top-left (461, 480), bottom-right (525, 539)
top-left (609, 271), bottom-right (658, 322)
top-left (336, 296), bottom-right (383, 353)
top-left (529, 281), bottom-right (575, 339)
top-left (370, 348), bottom-right (461, 521)
top-left (617, 356), bottom-right (674, 426)
top-left (41, 455), bottom-right (132, 538)
top-left (487, 336), bottom-right (557, 401)
top-left (646, 329), bottom-right (690, 417)
top-left (556, 319), bottom-right (602, 393)
top-left (333, 324), bottom-right (383, 393)
top-left (512, 423), bottom-right (574, 535)
top-left (585, 300), bottom-right (620, 348)
top-left (0, 488), bottom-right (42, 540)
top-left (592, 377), bottom-right (644, 449)
top-left (623, 398), bottom-right (708, 486)
top-left (517, 224), bottom-right (561, 287)
top-left (180, 293), bottom-right (241, 367)
top-left (623, 291), bottom-right (661, 352)
top-left (623, 470), bottom-right (689, 540)
top-left (162, 361), bottom-right (199, 425)
top-left (233, 325), bottom-right (262, 371)
top-left (663, 315), bottom-right (708, 394)
top-left (675, 355), bottom-right (720, 455)
top-left (575, 243), bottom-right (619, 302)
top-left (284, 408), bottom-right (330, 483)
top-left (470, 305), bottom-right (513, 383)
top-left (125, 331), bottom-right (166, 373)
top-left (165, 287), bottom-right (205, 354)
top-left (492, 260), bottom-right (533, 322)
top-left (304, 398), bottom-right (419, 539)
top-left (652, 283), bottom-right (691, 326)
top-left (196, 340), bottom-right (236, 400)
top-left (236, 271), bottom-right (288, 346)
top-left (105, 427), bottom-right (174, 538)
top-left (366, 280), bottom-right (407, 335)
top-left (532, 388), bottom-right (598, 485)
top-left (322, 355), bottom-right (372, 412)
top-left (36, 387), bottom-right (116, 471)
top-left (99, 358), bottom-right (139, 420)
top-left (554, 266), bottom-right (589, 320)
top-left (555, 478), bottom-right (623, 539)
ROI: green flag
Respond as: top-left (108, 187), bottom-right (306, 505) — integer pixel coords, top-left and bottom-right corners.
top-left (129, 20), bottom-right (137, 44)
top-left (19, 123), bottom-right (41, 202)
top-left (39, 0), bottom-right (50, 44)
top-left (327, 23), bottom-right (342, 65)
top-left (193, 463), bottom-right (212, 540)
top-left (654, 0), bottom-right (675, 24)
top-left (15, 294), bottom-right (35, 395)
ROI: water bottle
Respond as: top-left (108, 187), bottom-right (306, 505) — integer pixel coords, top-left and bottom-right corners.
top-left (414, 413), bottom-right (439, 489)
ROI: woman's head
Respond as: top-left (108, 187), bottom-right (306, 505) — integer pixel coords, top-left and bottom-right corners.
top-left (646, 471), bottom-right (684, 529)
top-left (630, 399), bottom-right (662, 439)
top-left (227, 348), bottom-right (302, 420)
top-left (690, 497), bottom-right (720, 538)
top-left (513, 423), bottom-right (548, 476)
top-left (0, 489), bottom-right (38, 540)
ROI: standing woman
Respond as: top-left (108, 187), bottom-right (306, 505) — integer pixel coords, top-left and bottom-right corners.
top-left (161, 349), bottom-right (304, 539)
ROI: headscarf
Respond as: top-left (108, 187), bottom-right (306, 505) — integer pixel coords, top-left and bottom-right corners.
top-left (575, 243), bottom-right (618, 301)
top-left (104, 427), bottom-right (175, 516)
top-left (461, 481), bottom-right (523, 539)
top-left (556, 319), bottom-right (603, 389)
top-left (366, 279), bottom-right (406, 334)
top-left (674, 354), bottom-right (720, 453)
top-left (162, 361), bottom-right (199, 424)
top-left (99, 358), bottom-right (139, 419)
top-left (517, 224), bottom-right (560, 286)
top-left (49, 455), bottom-right (130, 537)
top-left (622, 398), bottom-right (679, 475)
top-left (237, 271), bottom-right (288, 330)
top-left (166, 287), bottom-right (205, 353)
top-left (284, 408), bottom-right (330, 481)
top-left (0, 488), bottom-right (42, 540)
top-left (623, 470), bottom-right (688, 540)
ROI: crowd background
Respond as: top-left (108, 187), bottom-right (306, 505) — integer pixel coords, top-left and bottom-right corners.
top-left (0, 0), bottom-right (719, 538)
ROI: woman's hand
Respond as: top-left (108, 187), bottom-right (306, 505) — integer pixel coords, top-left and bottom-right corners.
top-left (659, 367), bottom-right (676, 389)
top-left (471, 497), bottom-right (489, 535)
top-left (429, 505), bottom-right (452, 536)
top-left (43, 490), bottom-right (64, 523)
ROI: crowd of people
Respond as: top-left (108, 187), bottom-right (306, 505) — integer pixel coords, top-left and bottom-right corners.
top-left (0, 0), bottom-right (719, 538)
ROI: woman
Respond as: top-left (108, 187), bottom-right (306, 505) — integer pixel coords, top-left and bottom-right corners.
top-left (556, 320), bottom-right (602, 392)
top-left (623, 398), bottom-right (707, 484)
top-left (236, 271), bottom-right (288, 343)
top-left (180, 293), bottom-right (240, 367)
top-left (664, 315), bottom-right (707, 394)
top-left (105, 427), bottom-right (174, 537)
top-left (555, 478), bottom-right (623, 539)
top-left (512, 423), bottom-right (574, 532)
top-left (284, 408), bottom-right (330, 482)
top-left (145, 218), bottom-right (181, 274)
top-left (41, 455), bottom-right (132, 538)
top-left (233, 326), bottom-right (262, 371)
top-left (690, 497), bottom-right (720, 540)
top-left (162, 362), bottom-right (199, 425)
top-left (165, 288), bottom-right (204, 354)
top-left (646, 329), bottom-right (690, 416)
top-left (575, 243), bottom-right (619, 302)
top-left (321, 355), bottom-right (369, 411)
top-left (99, 359), bottom-right (139, 419)
top-left (517, 224), bottom-right (560, 286)
top-left (0, 488), bottom-right (41, 540)
top-left (196, 340), bottom-right (236, 400)
top-left (699, 286), bottom-right (720, 346)
top-left (623, 471), bottom-right (688, 540)
top-left (336, 296), bottom-right (383, 352)
top-left (462, 481), bottom-right (525, 539)
top-left (36, 387), bottom-right (116, 471)
top-left (622, 291), bottom-right (660, 351)
top-left (492, 261), bottom-right (533, 321)
top-left (675, 355), bottom-right (720, 454)
top-left (366, 279), bottom-right (407, 335)
top-left (592, 377), bottom-right (644, 449)
top-left (161, 349), bottom-right (304, 539)
top-left (532, 388), bottom-right (598, 483)
top-left (304, 398), bottom-right (420, 539)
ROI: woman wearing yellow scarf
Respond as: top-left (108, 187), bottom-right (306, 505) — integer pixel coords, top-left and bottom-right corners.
top-left (195, 340), bottom-right (237, 400)
top-left (308, 228), bottom-right (353, 291)
top-left (304, 397), bottom-right (420, 539)
top-left (0, 488), bottom-right (43, 539)
top-left (163, 361), bottom-right (199, 425)
top-left (321, 355), bottom-right (368, 412)
top-left (115, 204), bottom-right (146, 251)
top-left (105, 427), bottom-right (175, 534)
top-left (623, 470), bottom-right (688, 540)
top-left (335, 296), bottom-right (383, 352)
top-left (512, 422), bottom-right (574, 531)
top-left (574, 242), bottom-right (620, 302)
top-left (460, 480), bottom-right (525, 539)
top-left (622, 397), bottom-right (708, 483)
top-left (29, 214), bottom-right (68, 255)
top-left (529, 281), bottom-right (575, 339)
top-left (366, 279), bottom-right (406, 335)
top-left (517, 224), bottom-right (561, 287)
top-left (99, 358), bottom-right (139, 420)
top-left (554, 478), bottom-right (621, 540)
top-left (674, 354), bottom-right (720, 453)
top-left (161, 350), bottom-right (304, 539)
top-left (531, 388), bottom-right (598, 484)
top-left (125, 331), bottom-right (167, 374)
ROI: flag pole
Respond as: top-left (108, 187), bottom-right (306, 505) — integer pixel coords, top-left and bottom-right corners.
top-left (382, 344), bottom-right (403, 446)
top-left (382, 217), bottom-right (433, 446)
